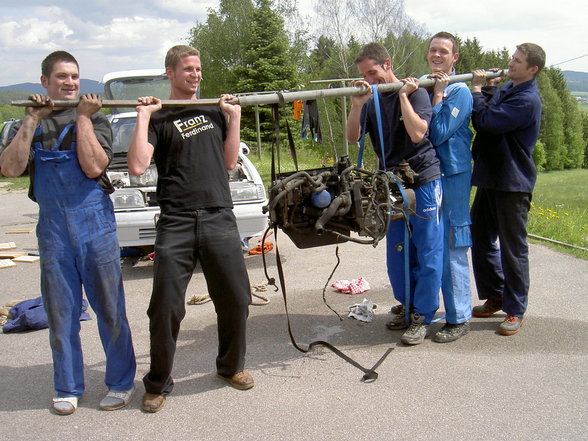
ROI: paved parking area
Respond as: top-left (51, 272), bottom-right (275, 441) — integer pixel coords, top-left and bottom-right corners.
top-left (1, 191), bottom-right (587, 440)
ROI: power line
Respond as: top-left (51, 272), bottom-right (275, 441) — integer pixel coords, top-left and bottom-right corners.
top-left (551, 53), bottom-right (588, 67)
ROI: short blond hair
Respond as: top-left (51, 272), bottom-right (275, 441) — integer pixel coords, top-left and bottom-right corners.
top-left (165, 45), bottom-right (200, 70)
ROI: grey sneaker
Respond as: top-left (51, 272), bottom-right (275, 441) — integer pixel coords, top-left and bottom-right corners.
top-left (433, 322), bottom-right (470, 343)
top-left (99, 385), bottom-right (135, 411)
top-left (400, 313), bottom-right (429, 345)
top-left (498, 315), bottom-right (524, 335)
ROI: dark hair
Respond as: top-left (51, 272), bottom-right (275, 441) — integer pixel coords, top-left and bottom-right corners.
top-left (165, 45), bottom-right (200, 70)
top-left (516, 43), bottom-right (546, 74)
top-left (429, 32), bottom-right (459, 54)
top-left (354, 42), bottom-right (390, 65)
top-left (41, 51), bottom-right (79, 77)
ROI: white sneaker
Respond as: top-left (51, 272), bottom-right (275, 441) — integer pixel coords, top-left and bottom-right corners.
top-left (52, 396), bottom-right (78, 415)
top-left (99, 385), bottom-right (135, 411)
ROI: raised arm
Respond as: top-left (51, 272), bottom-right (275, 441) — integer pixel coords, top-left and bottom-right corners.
top-left (346, 80), bottom-right (372, 143)
top-left (398, 77), bottom-right (428, 143)
top-left (219, 94), bottom-right (241, 170)
top-left (127, 96), bottom-right (160, 176)
top-left (0, 94), bottom-right (53, 177)
top-left (75, 93), bottom-right (110, 178)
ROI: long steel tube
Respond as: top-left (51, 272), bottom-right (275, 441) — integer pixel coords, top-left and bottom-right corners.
top-left (11, 70), bottom-right (504, 108)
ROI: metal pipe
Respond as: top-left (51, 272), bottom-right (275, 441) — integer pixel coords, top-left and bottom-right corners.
top-left (11, 70), bottom-right (504, 109)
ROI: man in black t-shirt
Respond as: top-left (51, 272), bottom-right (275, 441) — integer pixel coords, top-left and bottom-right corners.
top-left (128, 45), bottom-right (253, 413)
top-left (346, 43), bottom-right (444, 346)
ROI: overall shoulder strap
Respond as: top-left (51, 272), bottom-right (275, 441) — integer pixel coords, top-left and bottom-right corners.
top-left (50, 123), bottom-right (76, 151)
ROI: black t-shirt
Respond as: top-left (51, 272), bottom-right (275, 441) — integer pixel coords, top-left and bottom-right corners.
top-left (14, 108), bottom-right (114, 201)
top-left (148, 106), bottom-right (233, 213)
top-left (361, 88), bottom-right (441, 188)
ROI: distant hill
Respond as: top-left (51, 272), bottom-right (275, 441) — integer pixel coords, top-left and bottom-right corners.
top-left (0, 79), bottom-right (103, 101)
top-left (563, 70), bottom-right (588, 92)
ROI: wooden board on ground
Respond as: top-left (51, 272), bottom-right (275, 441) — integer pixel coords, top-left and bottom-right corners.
top-left (0, 251), bottom-right (26, 259)
top-left (12, 255), bottom-right (40, 263)
top-left (5, 227), bottom-right (35, 234)
top-left (0, 259), bottom-right (17, 269)
top-left (0, 242), bottom-right (17, 250)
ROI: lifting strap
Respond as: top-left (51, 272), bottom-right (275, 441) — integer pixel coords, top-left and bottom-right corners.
top-left (266, 105), bottom-right (394, 381)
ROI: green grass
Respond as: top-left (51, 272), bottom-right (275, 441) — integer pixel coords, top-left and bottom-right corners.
top-left (0, 175), bottom-right (29, 191)
top-left (528, 169), bottom-right (588, 259)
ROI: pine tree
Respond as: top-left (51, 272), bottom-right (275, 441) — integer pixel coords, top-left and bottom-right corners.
top-left (233, 0), bottom-right (298, 144)
top-left (537, 71), bottom-right (566, 170)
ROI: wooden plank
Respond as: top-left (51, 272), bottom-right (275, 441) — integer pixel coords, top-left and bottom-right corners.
top-left (5, 227), bottom-right (35, 234)
top-left (0, 251), bottom-right (26, 259)
top-left (12, 255), bottom-right (40, 263)
top-left (0, 259), bottom-right (17, 269)
top-left (0, 242), bottom-right (17, 250)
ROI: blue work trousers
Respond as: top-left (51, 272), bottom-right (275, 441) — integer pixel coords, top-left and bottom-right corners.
top-left (386, 179), bottom-right (443, 323)
top-left (470, 188), bottom-right (531, 317)
top-left (441, 171), bottom-right (473, 324)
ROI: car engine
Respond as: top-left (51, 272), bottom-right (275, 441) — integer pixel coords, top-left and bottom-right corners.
top-left (265, 156), bottom-right (416, 248)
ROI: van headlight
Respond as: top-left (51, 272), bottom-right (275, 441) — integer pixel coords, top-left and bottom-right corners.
top-left (130, 165), bottom-right (158, 187)
top-left (230, 182), bottom-right (265, 202)
top-left (110, 189), bottom-right (146, 209)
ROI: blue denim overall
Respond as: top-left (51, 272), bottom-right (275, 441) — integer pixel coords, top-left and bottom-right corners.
top-left (34, 123), bottom-right (136, 398)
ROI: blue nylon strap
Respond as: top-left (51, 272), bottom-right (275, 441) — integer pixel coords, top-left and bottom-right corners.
top-left (371, 85), bottom-right (387, 171)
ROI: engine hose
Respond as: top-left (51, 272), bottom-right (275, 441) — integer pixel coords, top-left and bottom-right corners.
top-left (314, 192), bottom-right (352, 233)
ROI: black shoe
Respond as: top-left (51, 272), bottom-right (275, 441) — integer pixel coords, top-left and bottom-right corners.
top-left (472, 299), bottom-right (502, 317)
top-left (433, 322), bottom-right (470, 343)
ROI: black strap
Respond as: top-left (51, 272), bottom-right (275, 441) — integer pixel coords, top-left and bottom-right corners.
top-left (271, 104), bottom-right (280, 181)
top-left (285, 119), bottom-right (298, 171)
top-left (263, 225), bottom-right (394, 382)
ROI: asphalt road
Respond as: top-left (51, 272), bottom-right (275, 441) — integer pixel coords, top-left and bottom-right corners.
top-left (0, 191), bottom-right (587, 441)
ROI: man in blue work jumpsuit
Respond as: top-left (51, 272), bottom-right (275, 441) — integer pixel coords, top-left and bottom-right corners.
top-left (422, 32), bottom-right (474, 343)
top-left (0, 51), bottom-right (136, 415)
top-left (346, 43), bottom-right (443, 346)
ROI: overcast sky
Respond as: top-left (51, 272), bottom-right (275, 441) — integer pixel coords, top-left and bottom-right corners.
top-left (1, 0), bottom-right (586, 87)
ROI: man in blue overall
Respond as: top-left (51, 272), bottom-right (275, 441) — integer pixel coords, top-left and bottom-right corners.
top-left (0, 51), bottom-right (136, 415)
top-left (128, 45), bottom-right (253, 413)
top-left (346, 43), bottom-right (443, 345)
top-left (422, 32), bottom-right (474, 343)
top-left (469, 43), bottom-right (545, 335)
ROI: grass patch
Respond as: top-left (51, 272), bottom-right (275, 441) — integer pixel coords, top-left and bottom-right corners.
top-left (528, 169), bottom-right (588, 259)
top-left (0, 175), bottom-right (29, 191)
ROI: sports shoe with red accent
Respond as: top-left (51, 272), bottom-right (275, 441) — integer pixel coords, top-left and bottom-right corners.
top-left (498, 315), bottom-right (524, 335)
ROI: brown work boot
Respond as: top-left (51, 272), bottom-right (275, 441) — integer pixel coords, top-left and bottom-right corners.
top-left (217, 370), bottom-right (255, 390)
top-left (472, 298), bottom-right (503, 317)
top-left (142, 393), bottom-right (166, 413)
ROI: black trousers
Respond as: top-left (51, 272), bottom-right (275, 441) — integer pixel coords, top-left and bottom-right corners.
top-left (470, 188), bottom-right (531, 317)
top-left (143, 208), bottom-right (251, 395)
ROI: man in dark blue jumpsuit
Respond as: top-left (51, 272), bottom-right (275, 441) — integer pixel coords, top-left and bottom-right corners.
top-left (469, 43), bottom-right (545, 335)
top-left (128, 45), bottom-right (253, 413)
top-left (346, 43), bottom-right (443, 346)
top-left (0, 51), bottom-right (136, 415)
